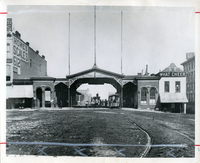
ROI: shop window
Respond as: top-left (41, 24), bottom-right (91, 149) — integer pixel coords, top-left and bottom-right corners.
top-left (141, 87), bottom-right (148, 104)
top-left (175, 81), bottom-right (181, 93)
top-left (150, 87), bottom-right (156, 104)
top-left (164, 81), bottom-right (169, 92)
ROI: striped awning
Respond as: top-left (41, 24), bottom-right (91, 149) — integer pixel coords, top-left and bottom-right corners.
top-left (160, 93), bottom-right (188, 103)
top-left (7, 85), bottom-right (33, 99)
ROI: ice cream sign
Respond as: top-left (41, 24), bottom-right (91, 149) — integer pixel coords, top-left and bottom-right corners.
top-left (13, 36), bottom-right (28, 70)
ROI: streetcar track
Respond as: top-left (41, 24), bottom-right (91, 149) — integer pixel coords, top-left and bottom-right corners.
top-left (132, 122), bottom-right (151, 157)
top-left (172, 130), bottom-right (195, 143)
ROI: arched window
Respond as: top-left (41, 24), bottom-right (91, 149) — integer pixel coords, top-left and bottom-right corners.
top-left (45, 88), bottom-right (51, 107)
top-left (141, 87), bottom-right (148, 104)
top-left (150, 87), bottom-right (156, 104)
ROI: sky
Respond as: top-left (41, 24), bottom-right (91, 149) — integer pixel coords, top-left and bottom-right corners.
top-left (7, 6), bottom-right (195, 98)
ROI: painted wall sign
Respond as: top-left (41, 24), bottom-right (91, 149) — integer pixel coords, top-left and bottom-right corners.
top-left (13, 36), bottom-right (28, 63)
top-left (159, 72), bottom-right (186, 77)
top-left (12, 36), bottom-right (29, 74)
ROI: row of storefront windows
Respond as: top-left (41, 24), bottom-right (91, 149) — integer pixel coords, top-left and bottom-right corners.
top-left (164, 81), bottom-right (181, 93)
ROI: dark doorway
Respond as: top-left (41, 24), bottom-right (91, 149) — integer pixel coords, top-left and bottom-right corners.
top-left (55, 83), bottom-right (68, 107)
top-left (123, 82), bottom-right (137, 108)
top-left (36, 88), bottom-right (42, 108)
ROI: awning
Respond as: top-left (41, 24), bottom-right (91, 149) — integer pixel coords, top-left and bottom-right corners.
top-left (7, 85), bottom-right (33, 99)
top-left (160, 93), bottom-right (188, 103)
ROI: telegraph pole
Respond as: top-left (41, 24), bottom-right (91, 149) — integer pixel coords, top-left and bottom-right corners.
top-left (120, 11), bottom-right (123, 109)
top-left (68, 13), bottom-right (71, 107)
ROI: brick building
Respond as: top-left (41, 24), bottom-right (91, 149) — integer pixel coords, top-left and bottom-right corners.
top-left (135, 75), bottom-right (160, 110)
top-left (6, 18), bottom-right (48, 109)
top-left (181, 52), bottom-right (195, 113)
top-left (6, 31), bottom-right (47, 84)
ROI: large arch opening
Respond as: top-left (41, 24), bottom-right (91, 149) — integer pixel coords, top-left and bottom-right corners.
top-left (70, 77), bottom-right (121, 107)
top-left (55, 83), bottom-right (68, 107)
top-left (123, 82), bottom-right (137, 108)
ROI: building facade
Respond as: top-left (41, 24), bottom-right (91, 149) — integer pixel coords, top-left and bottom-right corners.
top-left (135, 75), bottom-right (160, 110)
top-left (6, 18), bottom-right (48, 109)
top-left (157, 63), bottom-right (188, 113)
top-left (76, 89), bottom-right (91, 106)
top-left (181, 52), bottom-right (195, 113)
top-left (7, 31), bottom-right (47, 83)
top-left (6, 19), bottom-right (190, 113)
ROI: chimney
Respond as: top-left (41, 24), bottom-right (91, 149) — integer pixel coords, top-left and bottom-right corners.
top-left (15, 31), bottom-right (21, 39)
top-left (42, 55), bottom-right (45, 59)
top-left (26, 42), bottom-right (30, 46)
top-left (36, 50), bottom-right (39, 54)
top-left (137, 73), bottom-right (142, 77)
top-left (145, 65), bottom-right (148, 74)
top-left (145, 64), bottom-right (149, 76)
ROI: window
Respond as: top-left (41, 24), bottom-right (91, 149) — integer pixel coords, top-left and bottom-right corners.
top-left (30, 59), bottom-right (32, 67)
top-left (164, 81), bottom-right (170, 92)
top-left (7, 43), bottom-right (10, 52)
top-left (141, 87), bottom-right (148, 104)
top-left (6, 65), bottom-right (11, 81)
top-left (150, 87), bottom-right (156, 104)
top-left (7, 43), bottom-right (12, 58)
top-left (175, 81), bottom-right (181, 92)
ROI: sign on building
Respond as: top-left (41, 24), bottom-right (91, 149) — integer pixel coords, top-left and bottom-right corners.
top-left (7, 18), bottom-right (12, 32)
top-left (159, 72), bottom-right (186, 77)
top-left (12, 36), bottom-right (29, 74)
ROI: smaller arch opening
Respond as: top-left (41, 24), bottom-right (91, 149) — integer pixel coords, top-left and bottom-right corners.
top-left (36, 87), bottom-right (42, 108)
top-left (150, 87), bottom-right (156, 104)
top-left (45, 87), bottom-right (51, 107)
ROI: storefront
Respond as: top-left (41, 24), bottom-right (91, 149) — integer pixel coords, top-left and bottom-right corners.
top-left (6, 85), bottom-right (33, 109)
top-left (135, 76), bottom-right (160, 110)
top-left (158, 63), bottom-right (188, 113)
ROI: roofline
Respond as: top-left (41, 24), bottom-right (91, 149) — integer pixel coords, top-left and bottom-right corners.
top-left (12, 33), bottom-right (46, 61)
top-left (66, 66), bottom-right (124, 79)
top-left (181, 56), bottom-right (195, 65)
top-left (135, 76), bottom-right (160, 80)
top-left (30, 76), bottom-right (56, 81)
